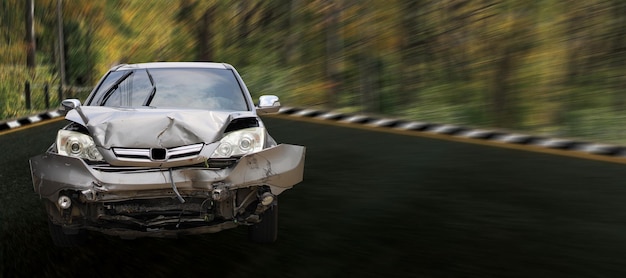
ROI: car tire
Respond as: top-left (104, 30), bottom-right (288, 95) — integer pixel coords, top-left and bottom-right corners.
top-left (47, 218), bottom-right (86, 247)
top-left (248, 203), bottom-right (278, 243)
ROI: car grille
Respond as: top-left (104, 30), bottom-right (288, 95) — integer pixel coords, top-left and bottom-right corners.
top-left (112, 143), bottom-right (204, 162)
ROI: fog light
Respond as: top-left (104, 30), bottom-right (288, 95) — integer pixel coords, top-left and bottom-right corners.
top-left (58, 195), bottom-right (72, 209)
top-left (212, 188), bottom-right (230, 202)
top-left (260, 192), bottom-right (275, 206)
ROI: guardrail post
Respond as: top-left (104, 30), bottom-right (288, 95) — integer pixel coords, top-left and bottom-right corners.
top-left (44, 83), bottom-right (50, 109)
top-left (58, 84), bottom-right (63, 104)
top-left (25, 81), bottom-right (31, 110)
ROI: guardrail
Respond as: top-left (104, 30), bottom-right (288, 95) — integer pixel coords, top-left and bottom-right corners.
top-left (2, 106), bottom-right (626, 163)
top-left (275, 107), bottom-right (626, 161)
top-left (0, 109), bottom-right (63, 131)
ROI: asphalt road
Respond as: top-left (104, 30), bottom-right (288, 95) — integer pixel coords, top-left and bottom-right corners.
top-left (2, 116), bottom-right (626, 277)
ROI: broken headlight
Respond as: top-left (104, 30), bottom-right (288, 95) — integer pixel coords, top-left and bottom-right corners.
top-left (56, 130), bottom-right (104, 161)
top-left (211, 127), bottom-right (265, 158)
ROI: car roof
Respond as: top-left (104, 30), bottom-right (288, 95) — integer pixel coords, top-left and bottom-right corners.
top-left (112, 62), bottom-right (232, 71)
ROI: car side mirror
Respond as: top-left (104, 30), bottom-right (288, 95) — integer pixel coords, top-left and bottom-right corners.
top-left (61, 99), bottom-right (81, 113)
top-left (256, 95), bottom-right (281, 115)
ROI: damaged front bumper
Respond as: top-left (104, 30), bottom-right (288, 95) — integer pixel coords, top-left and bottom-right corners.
top-left (29, 144), bottom-right (305, 237)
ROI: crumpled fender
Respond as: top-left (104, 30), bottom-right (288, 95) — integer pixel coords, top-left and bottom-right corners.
top-left (226, 144), bottom-right (306, 194)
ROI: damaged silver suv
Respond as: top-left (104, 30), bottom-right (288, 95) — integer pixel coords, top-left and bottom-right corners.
top-left (29, 62), bottom-right (305, 246)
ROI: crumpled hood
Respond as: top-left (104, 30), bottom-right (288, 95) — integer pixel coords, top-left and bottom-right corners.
top-left (66, 106), bottom-right (256, 149)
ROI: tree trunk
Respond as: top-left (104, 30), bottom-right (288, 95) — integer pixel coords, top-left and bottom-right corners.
top-left (492, 47), bottom-right (513, 128)
top-left (196, 6), bottom-right (215, 62)
top-left (359, 54), bottom-right (381, 113)
top-left (57, 0), bottom-right (66, 86)
top-left (611, 0), bottom-right (626, 112)
top-left (283, 0), bottom-right (301, 65)
top-left (325, 0), bottom-right (342, 107)
top-left (25, 0), bottom-right (36, 69)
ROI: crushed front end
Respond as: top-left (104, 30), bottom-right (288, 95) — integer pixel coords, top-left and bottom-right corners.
top-left (30, 62), bottom-right (305, 246)
top-left (30, 143), bottom-right (305, 239)
top-left (30, 106), bottom-right (305, 244)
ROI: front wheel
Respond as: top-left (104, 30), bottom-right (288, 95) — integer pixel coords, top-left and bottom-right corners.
top-left (248, 203), bottom-right (278, 243)
top-left (47, 218), bottom-right (86, 247)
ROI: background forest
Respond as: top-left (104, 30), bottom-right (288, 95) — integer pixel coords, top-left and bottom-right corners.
top-left (1, 0), bottom-right (626, 144)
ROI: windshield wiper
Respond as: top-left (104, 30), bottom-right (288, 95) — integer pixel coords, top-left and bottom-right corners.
top-left (143, 68), bottom-right (157, 106)
top-left (99, 71), bottom-right (133, 106)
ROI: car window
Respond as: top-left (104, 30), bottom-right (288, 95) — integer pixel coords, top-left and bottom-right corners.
top-left (90, 70), bottom-right (124, 104)
top-left (90, 67), bottom-right (249, 111)
top-left (148, 68), bottom-right (248, 111)
top-left (103, 70), bottom-right (152, 107)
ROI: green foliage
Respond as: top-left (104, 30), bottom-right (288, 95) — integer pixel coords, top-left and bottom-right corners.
top-left (1, 0), bottom-right (626, 144)
top-left (0, 65), bottom-right (58, 119)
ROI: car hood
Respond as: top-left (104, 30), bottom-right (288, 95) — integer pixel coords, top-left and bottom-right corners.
top-left (66, 106), bottom-right (256, 149)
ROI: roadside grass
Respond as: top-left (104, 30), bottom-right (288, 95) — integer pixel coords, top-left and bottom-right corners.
top-left (0, 64), bottom-right (92, 122)
top-left (0, 64), bottom-right (59, 119)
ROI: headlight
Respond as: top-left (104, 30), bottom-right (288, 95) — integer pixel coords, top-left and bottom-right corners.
top-left (211, 127), bottom-right (266, 158)
top-left (56, 130), bottom-right (104, 161)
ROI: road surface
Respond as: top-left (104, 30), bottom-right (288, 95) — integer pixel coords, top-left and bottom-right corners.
top-left (1, 116), bottom-right (626, 277)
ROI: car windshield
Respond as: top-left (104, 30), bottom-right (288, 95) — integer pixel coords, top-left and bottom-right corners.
top-left (89, 68), bottom-right (249, 111)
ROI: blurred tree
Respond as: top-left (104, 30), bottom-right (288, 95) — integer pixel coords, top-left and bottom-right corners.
top-left (609, 0), bottom-right (626, 112)
top-left (283, 0), bottom-right (302, 65)
top-left (61, 1), bottom-right (105, 85)
top-left (1, 0), bottom-right (626, 143)
top-left (398, 0), bottom-right (432, 108)
top-left (487, 3), bottom-right (536, 128)
top-left (176, 0), bottom-right (217, 62)
top-left (2, 0), bottom-right (26, 64)
top-left (25, 0), bottom-right (36, 69)
top-left (325, 0), bottom-right (342, 107)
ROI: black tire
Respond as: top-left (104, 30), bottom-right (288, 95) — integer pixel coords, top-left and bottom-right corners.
top-left (47, 218), bottom-right (87, 247)
top-left (248, 203), bottom-right (278, 243)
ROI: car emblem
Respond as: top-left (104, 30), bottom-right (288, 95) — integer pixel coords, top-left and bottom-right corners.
top-left (150, 148), bottom-right (167, 160)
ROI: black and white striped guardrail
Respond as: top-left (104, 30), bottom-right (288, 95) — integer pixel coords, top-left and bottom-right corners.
top-left (276, 106), bottom-right (626, 158)
top-left (1, 107), bottom-right (624, 158)
top-left (0, 110), bottom-right (63, 132)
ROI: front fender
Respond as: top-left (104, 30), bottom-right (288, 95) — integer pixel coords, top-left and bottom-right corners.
top-left (227, 144), bottom-right (306, 194)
